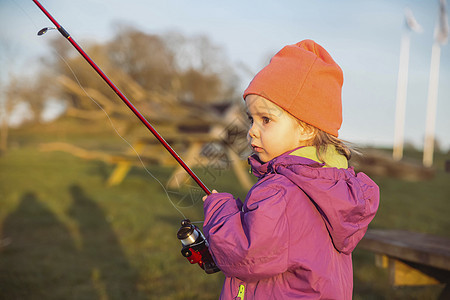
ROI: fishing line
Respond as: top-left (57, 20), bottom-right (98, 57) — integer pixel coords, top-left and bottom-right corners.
top-left (53, 50), bottom-right (188, 220)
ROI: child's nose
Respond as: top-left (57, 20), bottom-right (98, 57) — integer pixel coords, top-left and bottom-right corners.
top-left (248, 123), bottom-right (259, 139)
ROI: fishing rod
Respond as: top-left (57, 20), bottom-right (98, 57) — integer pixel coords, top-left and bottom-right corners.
top-left (32, 0), bottom-right (211, 196)
top-left (33, 0), bottom-right (219, 274)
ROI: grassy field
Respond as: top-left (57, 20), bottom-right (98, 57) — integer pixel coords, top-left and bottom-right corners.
top-left (0, 121), bottom-right (449, 299)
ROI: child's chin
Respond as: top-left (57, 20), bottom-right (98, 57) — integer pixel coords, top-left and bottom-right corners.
top-left (256, 154), bottom-right (270, 163)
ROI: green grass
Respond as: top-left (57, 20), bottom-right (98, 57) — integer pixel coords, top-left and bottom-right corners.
top-left (0, 123), bottom-right (449, 299)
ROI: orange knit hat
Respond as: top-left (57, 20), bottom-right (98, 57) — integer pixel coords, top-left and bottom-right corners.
top-left (243, 39), bottom-right (343, 137)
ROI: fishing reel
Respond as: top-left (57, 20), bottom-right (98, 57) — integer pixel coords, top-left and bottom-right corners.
top-left (177, 219), bottom-right (220, 274)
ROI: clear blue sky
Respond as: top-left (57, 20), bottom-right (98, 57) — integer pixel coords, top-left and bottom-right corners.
top-left (1, 0), bottom-right (449, 150)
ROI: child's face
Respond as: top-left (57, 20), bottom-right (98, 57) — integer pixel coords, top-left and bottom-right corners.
top-left (246, 94), bottom-right (307, 162)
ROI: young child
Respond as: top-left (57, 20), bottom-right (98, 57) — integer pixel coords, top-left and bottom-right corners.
top-left (202, 40), bottom-right (379, 299)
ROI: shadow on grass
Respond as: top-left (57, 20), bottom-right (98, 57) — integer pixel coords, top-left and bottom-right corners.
top-left (0, 186), bottom-right (145, 300)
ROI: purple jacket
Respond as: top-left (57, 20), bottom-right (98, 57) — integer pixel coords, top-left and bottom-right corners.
top-left (203, 148), bottom-right (379, 299)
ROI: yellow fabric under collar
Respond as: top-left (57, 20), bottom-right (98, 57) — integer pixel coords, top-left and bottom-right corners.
top-left (290, 146), bottom-right (348, 169)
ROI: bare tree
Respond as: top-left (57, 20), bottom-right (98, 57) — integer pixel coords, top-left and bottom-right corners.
top-left (0, 41), bottom-right (21, 153)
top-left (39, 26), bottom-right (240, 123)
top-left (0, 73), bottom-right (30, 152)
top-left (0, 80), bottom-right (8, 153)
top-left (164, 31), bottom-right (239, 102)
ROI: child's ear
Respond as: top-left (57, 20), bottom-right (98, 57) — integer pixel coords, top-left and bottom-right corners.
top-left (298, 124), bottom-right (318, 143)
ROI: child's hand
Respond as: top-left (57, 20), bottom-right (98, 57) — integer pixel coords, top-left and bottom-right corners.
top-left (202, 190), bottom-right (218, 202)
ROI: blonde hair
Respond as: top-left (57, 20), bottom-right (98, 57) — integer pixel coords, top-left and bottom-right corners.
top-left (298, 120), bottom-right (352, 164)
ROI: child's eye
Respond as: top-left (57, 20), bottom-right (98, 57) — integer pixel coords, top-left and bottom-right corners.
top-left (247, 115), bottom-right (253, 124)
top-left (262, 116), bottom-right (271, 124)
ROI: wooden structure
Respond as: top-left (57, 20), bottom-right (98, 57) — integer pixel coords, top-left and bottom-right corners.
top-left (103, 101), bottom-right (253, 189)
top-left (358, 229), bottom-right (450, 299)
top-left (352, 149), bottom-right (435, 181)
top-left (41, 73), bottom-right (256, 190)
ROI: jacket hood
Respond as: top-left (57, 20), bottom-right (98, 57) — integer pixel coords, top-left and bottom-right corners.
top-left (248, 147), bottom-right (379, 254)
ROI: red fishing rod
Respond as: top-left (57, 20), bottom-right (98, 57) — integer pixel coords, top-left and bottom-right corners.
top-left (32, 0), bottom-right (211, 195)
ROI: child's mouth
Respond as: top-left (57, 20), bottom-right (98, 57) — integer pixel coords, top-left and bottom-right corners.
top-left (252, 144), bottom-right (263, 153)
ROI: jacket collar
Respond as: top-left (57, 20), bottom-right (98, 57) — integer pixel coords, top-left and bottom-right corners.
top-left (290, 146), bottom-right (348, 169)
top-left (248, 146), bottom-right (348, 179)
